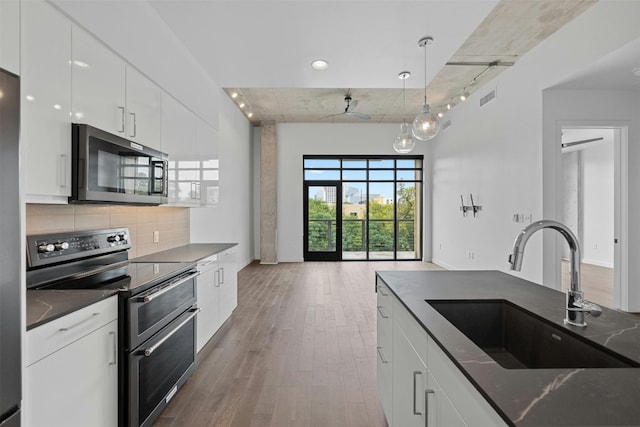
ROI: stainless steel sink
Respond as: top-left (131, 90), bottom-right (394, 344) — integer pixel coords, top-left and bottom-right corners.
top-left (427, 299), bottom-right (639, 369)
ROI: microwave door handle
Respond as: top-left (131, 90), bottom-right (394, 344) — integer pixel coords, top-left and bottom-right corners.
top-left (150, 160), bottom-right (166, 195)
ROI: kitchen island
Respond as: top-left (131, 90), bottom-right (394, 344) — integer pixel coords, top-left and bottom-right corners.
top-left (376, 270), bottom-right (640, 426)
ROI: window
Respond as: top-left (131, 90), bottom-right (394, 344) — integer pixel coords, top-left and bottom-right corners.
top-left (303, 155), bottom-right (423, 261)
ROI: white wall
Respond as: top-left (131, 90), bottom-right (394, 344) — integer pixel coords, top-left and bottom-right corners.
top-left (430, 1), bottom-right (640, 294)
top-left (275, 123), bottom-right (427, 262)
top-left (190, 93), bottom-right (255, 268)
top-left (582, 142), bottom-right (614, 267)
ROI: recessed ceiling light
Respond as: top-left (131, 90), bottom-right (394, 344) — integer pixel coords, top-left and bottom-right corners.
top-left (25, 95), bottom-right (35, 101)
top-left (72, 60), bottom-right (90, 68)
top-left (248, 112), bottom-right (253, 118)
top-left (231, 92), bottom-right (238, 98)
top-left (239, 102), bottom-right (245, 108)
top-left (311, 59), bottom-right (329, 71)
top-left (53, 104), bottom-right (61, 110)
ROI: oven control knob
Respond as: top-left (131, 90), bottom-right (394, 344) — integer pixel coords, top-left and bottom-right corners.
top-left (38, 243), bottom-right (55, 253)
top-left (55, 242), bottom-right (70, 251)
top-left (107, 235), bottom-right (121, 243)
top-left (119, 234), bottom-right (128, 242)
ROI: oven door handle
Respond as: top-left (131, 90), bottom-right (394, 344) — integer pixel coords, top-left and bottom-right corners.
top-left (142, 308), bottom-right (201, 357)
top-left (138, 272), bottom-right (200, 303)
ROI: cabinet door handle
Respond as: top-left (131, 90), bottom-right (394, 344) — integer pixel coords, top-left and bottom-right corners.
top-left (59, 312), bottom-right (100, 331)
top-left (57, 154), bottom-right (67, 188)
top-left (425, 389), bottom-right (435, 427)
top-left (413, 371), bottom-right (423, 415)
top-left (376, 346), bottom-right (389, 364)
top-left (377, 306), bottom-right (389, 318)
top-left (129, 112), bottom-right (137, 137)
top-left (220, 267), bottom-right (225, 285)
top-left (118, 106), bottom-right (125, 133)
top-left (109, 331), bottom-right (117, 366)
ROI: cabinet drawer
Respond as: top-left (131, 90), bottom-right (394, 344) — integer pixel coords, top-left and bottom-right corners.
top-left (26, 296), bottom-right (118, 366)
top-left (393, 295), bottom-right (428, 366)
top-left (376, 279), bottom-right (393, 314)
top-left (197, 254), bottom-right (218, 273)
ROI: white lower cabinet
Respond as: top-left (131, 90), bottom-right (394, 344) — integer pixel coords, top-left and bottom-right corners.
top-left (25, 297), bottom-right (118, 427)
top-left (379, 287), bottom-right (505, 427)
top-left (218, 246), bottom-right (238, 322)
top-left (196, 247), bottom-right (238, 352)
top-left (196, 254), bottom-right (221, 352)
top-left (376, 280), bottom-right (393, 423)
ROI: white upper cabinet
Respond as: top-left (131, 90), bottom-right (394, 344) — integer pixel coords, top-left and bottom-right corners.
top-left (125, 66), bottom-right (162, 150)
top-left (22, 0), bottom-right (72, 201)
top-left (196, 117), bottom-right (219, 207)
top-left (71, 26), bottom-right (162, 151)
top-left (162, 91), bottom-right (219, 207)
top-left (71, 25), bottom-right (126, 137)
top-left (0, 0), bottom-right (20, 74)
top-left (161, 92), bottom-right (198, 206)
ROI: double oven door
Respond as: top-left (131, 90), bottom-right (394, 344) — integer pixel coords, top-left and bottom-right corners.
top-left (123, 270), bottom-right (199, 427)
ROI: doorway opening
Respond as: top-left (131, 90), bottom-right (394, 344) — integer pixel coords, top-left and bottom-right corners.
top-left (303, 156), bottom-right (423, 261)
top-left (559, 126), bottom-right (627, 309)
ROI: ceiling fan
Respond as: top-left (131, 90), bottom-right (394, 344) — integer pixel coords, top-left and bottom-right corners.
top-left (323, 92), bottom-right (371, 120)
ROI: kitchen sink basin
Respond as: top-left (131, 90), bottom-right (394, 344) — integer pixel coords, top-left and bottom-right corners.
top-left (427, 299), bottom-right (639, 369)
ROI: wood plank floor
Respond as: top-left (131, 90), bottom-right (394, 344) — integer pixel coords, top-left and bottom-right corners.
top-left (154, 260), bottom-right (442, 427)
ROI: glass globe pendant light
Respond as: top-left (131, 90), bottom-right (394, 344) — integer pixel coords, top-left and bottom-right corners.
top-left (393, 71), bottom-right (416, 154)
top-left (412, 36), bottom-right (440, 141)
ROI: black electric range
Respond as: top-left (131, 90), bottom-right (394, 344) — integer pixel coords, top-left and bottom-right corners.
top-left (26, 228), bottom-right (200, 427)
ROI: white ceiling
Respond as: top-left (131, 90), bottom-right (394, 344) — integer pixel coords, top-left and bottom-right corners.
top-left (146, 0), bottom-right (600, 124)
top-left (551, 37), bottom-right (640, 91)
top-left (148, 0), bottom-right (499, 89)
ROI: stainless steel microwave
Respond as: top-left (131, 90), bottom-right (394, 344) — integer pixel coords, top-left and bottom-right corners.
top-left (70, 124), bottom-right (168, 205)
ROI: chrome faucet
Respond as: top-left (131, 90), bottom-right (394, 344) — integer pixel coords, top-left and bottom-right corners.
top-left (508, 220), bottom-right (601, 327)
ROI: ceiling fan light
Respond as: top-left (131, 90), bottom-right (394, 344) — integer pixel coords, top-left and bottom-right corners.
top-left (412, 103), bottom-right (440, 141)
top-left (393, 121), bottom-right (415, 154)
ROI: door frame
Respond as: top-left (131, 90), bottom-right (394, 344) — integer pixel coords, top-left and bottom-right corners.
top-left (303, 181), bottom-right (342, 261)
top-left (554, 122), bottom-right (628, 310)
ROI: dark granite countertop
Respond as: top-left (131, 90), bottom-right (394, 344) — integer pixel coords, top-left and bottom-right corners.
top-left (131, 243), bottom-right (237, 263)
top-left (376, 270), bottom-right (640, 427)
top-left (27, 289), bottom-right (118, 330)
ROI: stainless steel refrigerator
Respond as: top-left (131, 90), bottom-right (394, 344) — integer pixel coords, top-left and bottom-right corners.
top-left (0, 67), bottom-right (21, 426)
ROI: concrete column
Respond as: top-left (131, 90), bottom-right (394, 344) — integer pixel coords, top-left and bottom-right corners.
top-left (260, 121), bottom-right (278, 264)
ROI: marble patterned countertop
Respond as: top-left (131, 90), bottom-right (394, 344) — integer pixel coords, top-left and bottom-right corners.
top-left (27, 243), bottom-right (237, 330)
top-left (131, 243), bottom-right (237, 263)
top-left (27, 289), bottom-right (118, 330)
top-left (376, 270), bottom-right (640, 427)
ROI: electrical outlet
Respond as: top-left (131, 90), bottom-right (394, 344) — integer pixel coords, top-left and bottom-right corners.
top-left (153, 230), bottom-right (160, 243)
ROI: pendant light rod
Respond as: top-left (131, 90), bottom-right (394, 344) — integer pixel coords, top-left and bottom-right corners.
top-left (418, 36), bottom-right (433, 104)
top-left (398, 71), bottom-right (411, 121)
